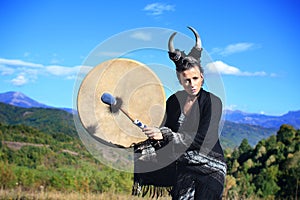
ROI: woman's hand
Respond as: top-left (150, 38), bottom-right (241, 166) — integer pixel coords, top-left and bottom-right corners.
top-left (142, 127), bottom-right (163, 140)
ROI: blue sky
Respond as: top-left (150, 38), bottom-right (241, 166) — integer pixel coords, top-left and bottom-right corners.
top-left (0, 0), bottom-right (299, 116)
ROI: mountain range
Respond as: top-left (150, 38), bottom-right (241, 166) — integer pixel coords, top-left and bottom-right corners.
top-left (0, 91), bottom-right (74, 113)
top-left (0, 91), bottom-right (299, 148)
top-left (224, 109), bottom-right (300, 129)
top-left (1, 91), bottom-right (299, 129)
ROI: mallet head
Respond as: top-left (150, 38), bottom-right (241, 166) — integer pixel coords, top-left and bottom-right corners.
top-left (100, 93), bottom-right (122, 113)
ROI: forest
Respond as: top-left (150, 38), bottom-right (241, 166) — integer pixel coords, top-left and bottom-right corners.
top-left (224, 124), bottom-right (299, 199)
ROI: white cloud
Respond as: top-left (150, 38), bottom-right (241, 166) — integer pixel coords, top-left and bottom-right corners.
top-left (206, 60), bottom-right (267, 76)
top-left (143, 3), bottom-right (175, 16)
top-left (222, 43), bottom-right (254, 56)
top-left (45, 65), bottom-right (92, 79)
top-left (130, 31), bottom-right (152, 41)
top-left (11, 74), bottom-right (28, 86)
top-left (0, 65), bottom-right (15, 75)
top-left (225, 104), bottom-right (238, 111)
top-left (45, 65), bottom-right (80, 76)
top-left (212, 42), bottom-right (255, 56)
top-left (79, 65), bottom-right (93, 75)
top-left (0, 58), bottom-right (43, 68)
top-left (0, 57), bottom-right (93, 86)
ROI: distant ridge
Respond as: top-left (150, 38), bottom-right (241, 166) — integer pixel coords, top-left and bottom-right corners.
top-left (0, 91), bottom-right (75, 113)
top-left (0, 91), bottom-right (299, 129)
top-left (224, 109), bottom-right (300, 129)
top-left (1, 91), bottom-right (298, 148)
top-left (0, 91), bottom-right (50, 108)
top-left (0, 101), bottom-right (276, 149)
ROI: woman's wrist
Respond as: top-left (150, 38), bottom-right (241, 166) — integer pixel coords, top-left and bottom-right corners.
top-left (159, 127), bottom-right (173, 142)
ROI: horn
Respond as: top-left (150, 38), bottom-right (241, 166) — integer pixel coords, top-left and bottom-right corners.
top-left (187, 26), bottom-right (201, 49)
top-left (168, 32), bottom-right (177, 52)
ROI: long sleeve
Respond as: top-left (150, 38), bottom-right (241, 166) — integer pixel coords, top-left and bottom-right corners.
top-left (191, 92), bottom-right (222, 152)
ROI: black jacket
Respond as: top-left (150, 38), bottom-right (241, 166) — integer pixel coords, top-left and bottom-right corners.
top-left (163, 88), bottom-right (225, 162)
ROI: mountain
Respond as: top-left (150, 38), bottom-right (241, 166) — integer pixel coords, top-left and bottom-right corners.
top-left (0, 100), bottom-right (276, 149)
top-left (0, 91), bottom-right (50, 108)
top-left (0, 91), bottom-right (298, 148)
top-left (0, 91), bottom-right (75, 113)
top-left (2, 91), bottom-right (298, 129)
top-left (224, 109), bottom-right (300, 129)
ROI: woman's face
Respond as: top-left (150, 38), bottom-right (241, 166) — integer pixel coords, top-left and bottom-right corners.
top-left (179, 66), bottom-right (203, 96)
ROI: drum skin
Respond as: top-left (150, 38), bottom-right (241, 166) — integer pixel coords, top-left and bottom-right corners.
top-left (77, 58), bottom-right (165, 148)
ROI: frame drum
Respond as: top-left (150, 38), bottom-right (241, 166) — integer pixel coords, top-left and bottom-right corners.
top-left (77, 58), bottom-right (165, 148)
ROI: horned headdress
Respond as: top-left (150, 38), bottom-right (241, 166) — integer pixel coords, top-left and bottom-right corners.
top-left (168, 26), bottom-right (203, 72)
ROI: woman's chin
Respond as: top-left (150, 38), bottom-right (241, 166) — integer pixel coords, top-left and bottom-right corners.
top-left (191, 91), bottom-right (198, 96)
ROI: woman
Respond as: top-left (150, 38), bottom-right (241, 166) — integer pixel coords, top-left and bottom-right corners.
top-left (142, 27), bottom-right (227, 199)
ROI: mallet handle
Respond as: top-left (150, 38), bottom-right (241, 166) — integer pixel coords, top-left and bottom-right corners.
top-left (119, 108), bottom-right (146, 129)
top-left (119, 107), bottom-right (134, 122)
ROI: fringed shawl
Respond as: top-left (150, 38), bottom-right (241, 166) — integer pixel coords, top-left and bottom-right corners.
top-left (132, 89), bottom-right (226, 198)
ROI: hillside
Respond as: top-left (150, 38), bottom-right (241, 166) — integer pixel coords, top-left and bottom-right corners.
top-left (0, 102), bottom-right (76, 136)
top-left (1, 91), bottom-right (298, 147)
top-left (0, 97), bottom-right (299, 199)
top-left (0, 102), bottom-right (280, 149)
top-left (0, 119), bottom-right (298, 199)
top-left (2, 91), bottom-right (300, 129)
top-left (0, 123), bottom-right (133, 194)
top-left (221, 121), bottom-right (277, 148)
top-left (0, 102), bottom-right (278, 149)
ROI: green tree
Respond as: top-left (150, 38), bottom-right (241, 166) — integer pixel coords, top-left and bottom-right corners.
top-left (236, 171), bottom-right (256, 198)
top-left (277, 124), bottom-right (296, 145)
top-left (265, 135), bottom-right (277, 152)
top-left (278, 151), bottom-right (300, 199)
top-left (238, 138), bottom-right (252, 154)
top-left (238, 139), bottom-right (253, 164)
top-left (255, 165), bottom-right (280, 198)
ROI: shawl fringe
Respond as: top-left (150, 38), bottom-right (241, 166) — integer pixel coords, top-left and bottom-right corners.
top-left (132, 181), bottom-right (172, 199)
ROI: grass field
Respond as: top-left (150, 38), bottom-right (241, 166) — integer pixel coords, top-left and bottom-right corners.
top-left (0, 188), bottom-right (172, 200)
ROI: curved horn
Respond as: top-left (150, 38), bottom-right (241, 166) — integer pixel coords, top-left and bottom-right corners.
top-left (187, 26), bottom-right (201, 49)
top-left (168, 32), bottom-right (177, 52)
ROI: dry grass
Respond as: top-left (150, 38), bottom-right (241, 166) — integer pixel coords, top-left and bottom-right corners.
top-left (0, 188), bottom-right (172, 200)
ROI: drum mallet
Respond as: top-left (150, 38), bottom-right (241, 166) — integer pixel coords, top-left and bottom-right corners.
top-left (100, 93), bottom-right (146, 129)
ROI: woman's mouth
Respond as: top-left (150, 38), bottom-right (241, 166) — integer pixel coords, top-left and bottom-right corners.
top-left (191, 89), bottom-right (197, 94)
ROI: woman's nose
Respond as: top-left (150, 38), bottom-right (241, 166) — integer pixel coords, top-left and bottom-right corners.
top-left (190, 80), bottom-right (195, 87)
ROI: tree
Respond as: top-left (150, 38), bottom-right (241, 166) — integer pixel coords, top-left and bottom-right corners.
top-left (238, 139), bottom-right (252, 164)
top-left (238, 138), bottom-right (252, 154)
top-left (265, 135), bottom-right (277, 152)
top-left (255, 165), bottom-right (280, 198)
top-left (278, 151), bottom-right (300, 199)
top-left (223, 175), bottom-right (237, 199)
top-left (277, 124), bottom-right (296, 145)
top-left (236, 171), bottom-right (256, 198)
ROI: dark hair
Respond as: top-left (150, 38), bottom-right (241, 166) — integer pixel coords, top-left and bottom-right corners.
top-left (176, 56), bottom-right (204, 85)
top-left (176, 56), bottom-right (204, 73)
